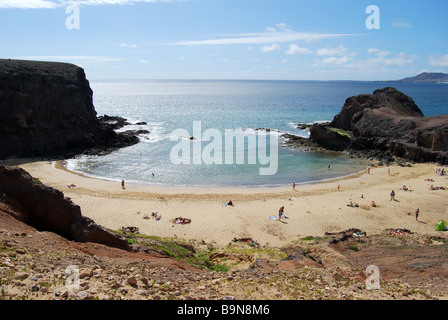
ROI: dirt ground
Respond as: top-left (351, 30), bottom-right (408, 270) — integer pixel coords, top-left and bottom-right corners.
top-left (1, 204), bottom-right (448, 301)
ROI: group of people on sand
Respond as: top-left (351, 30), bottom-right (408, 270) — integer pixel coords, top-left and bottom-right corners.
top-left (430, 184), bottom-right (447, 190)
top-left (348, 186), bottom-right (423, 222)
top-left (141, 212), bottom-right (193, 224)
top-left (401, 185), bottom-right (410, 191)
top-left (173, 217), bottom-right (191, 224)
top-left (347, 201), bottom-right (359, 208)
top-left (144, 212), bottom-right (161, 221)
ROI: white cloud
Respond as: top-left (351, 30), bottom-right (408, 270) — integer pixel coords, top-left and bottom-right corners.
top-left (286, 44), bottom-right (312, 55)
top-left (0, 0), bottom-right (58, 9)
top-left (317, 56), bottom-right (352, 65)
top-left (429, 54), bottom-right (448, 67)
top-left (139, 59), bottom-right (149, 63)
top-left (393, 20), bottom-right (412, 29)
top-left (119, 43), bottom-right (138, 48)
top-left (169, 32), bottom-right (360, 46)
top-left (65, 0), bottom-right (165, 6)
top-left (261, 44), bottom-right (279, 53)
top-left (365, 49), bottom-right (414, 67)
top-left (0, 0), bottom-right (173, 9)
top-left (367, 52), bottom-right (413, 66)
top-left (313, 45), bottom-right (356, 66)
top-left (265, 22), bottom-right (291, 33)
top-left (316, 45), bottom-right (348, 57)
top-left (368, 48), bottom-right (390, 57)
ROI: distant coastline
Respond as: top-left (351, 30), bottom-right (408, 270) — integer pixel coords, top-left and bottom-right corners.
top-left (387, 72), bottom-right (448, 84)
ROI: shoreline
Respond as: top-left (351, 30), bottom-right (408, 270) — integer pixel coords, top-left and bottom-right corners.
top-left (55, 159), bottom-right (371, 194)
top-left (3, 159), bottom-right (448, 247)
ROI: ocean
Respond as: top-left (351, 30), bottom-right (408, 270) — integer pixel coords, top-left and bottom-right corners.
top-left (65, 80), bottom-right (448, 187)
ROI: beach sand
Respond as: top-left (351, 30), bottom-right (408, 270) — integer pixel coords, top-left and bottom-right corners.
top-left (10, 160), bottom-right (448, 247)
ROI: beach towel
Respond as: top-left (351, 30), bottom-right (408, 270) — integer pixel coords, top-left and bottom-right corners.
top-left (270, 215), bottom-right (287, 220)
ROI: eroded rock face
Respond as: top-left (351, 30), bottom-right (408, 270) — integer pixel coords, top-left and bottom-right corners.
top-left (330, 87), bottom-right (424, 131)
top-left (0, 165), bottom-right (130, 251)
top-left (308, 87), bottom-right (448, 164)
top-left (0, 59), bottom-right (138, 159)
top-left (308, 123), bottom-right (351, 152)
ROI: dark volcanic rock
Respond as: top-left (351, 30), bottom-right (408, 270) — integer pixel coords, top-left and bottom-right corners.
top-left (330, 87), bottom-right (423, 131)
top-left (0, 59), bottom-right (139, 159)
top-left (308, 124), bottom-right (351, 152)
top-left (0, 165), bottom-right (130, 251)
top-left (306, 87), bottom-right (448, 164)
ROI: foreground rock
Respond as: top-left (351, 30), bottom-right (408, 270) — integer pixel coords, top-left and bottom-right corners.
top-left (0, 59), bottom-right (139, 160)
top-left (287, 87), bottom-right (448, 164)
top-left (0, 165), bottom-right (130, 251)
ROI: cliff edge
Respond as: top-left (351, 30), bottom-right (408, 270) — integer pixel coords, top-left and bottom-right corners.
top-left (0, 59), bottom-right (139, 159)
top-left (306, 87), bottom-right (448, 164)
top-left (0, 165), bottom-right (130, 250)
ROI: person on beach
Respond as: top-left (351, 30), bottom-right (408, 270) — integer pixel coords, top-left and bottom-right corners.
top-left (279, 206), bottom-right (285, 221)
top-left (371, 201), bottom-right (377, 207)
top-left (121, 180), bottom-right (125, 190)
top-left (415, 208), bottom-right (419, 221)
top-left (293, 182), bottom-right (296, 191)
top-left (390, 190), bottom-right (395, 201)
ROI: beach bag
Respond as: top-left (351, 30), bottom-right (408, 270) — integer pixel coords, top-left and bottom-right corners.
top-left (435, 220), bottom-right (447, 231)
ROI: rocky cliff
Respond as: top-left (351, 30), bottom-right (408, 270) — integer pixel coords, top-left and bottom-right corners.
top-left (0, 165), bottom-right (130, 250)
top-left (0, 59), bottom-right (139, 159)
top-left (306, 87), bottom-right (448, 164)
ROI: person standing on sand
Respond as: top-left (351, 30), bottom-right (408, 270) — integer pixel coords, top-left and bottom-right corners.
top-left (415, 208), bottom-right (419, 221)
top-left (279, 206), bottom-right (285, 221)
top-left (390, 190), bottom-right (395, 201)
top-left (293, 182), bottom-right (296, 191)
top-left (121, 180), bottom-right (125, 190)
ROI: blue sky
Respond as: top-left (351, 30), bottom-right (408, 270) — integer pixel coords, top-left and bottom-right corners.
top-left (1, 0), bottom-right (447, 80)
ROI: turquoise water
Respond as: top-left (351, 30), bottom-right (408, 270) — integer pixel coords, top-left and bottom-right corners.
top-left (66, 80), bottom-right (448, 187)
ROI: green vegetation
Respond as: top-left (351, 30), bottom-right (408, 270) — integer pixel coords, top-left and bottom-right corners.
top-left (300, 236), bottom-right (324, 245)
top-left (113, 231), bottom-right (222, 270)
top-left (113, 230), bottom-right (290, 272)
top-left (328, 127), bottom-right (352, 138)
top-left (427, 236), bottom-right (447, 245)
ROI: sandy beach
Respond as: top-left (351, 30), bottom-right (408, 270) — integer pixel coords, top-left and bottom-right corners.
top-left (9, 160), bottom-right (448, 247)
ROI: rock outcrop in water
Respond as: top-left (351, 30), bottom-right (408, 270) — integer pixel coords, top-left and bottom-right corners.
top-left (0, 59), bottom-right (139, 160)
top-left (287, 87), bottom-right (448, 164)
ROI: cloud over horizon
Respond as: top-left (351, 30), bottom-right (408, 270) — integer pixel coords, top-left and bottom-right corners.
top-left (0, 0), bottom-right (172, 9)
